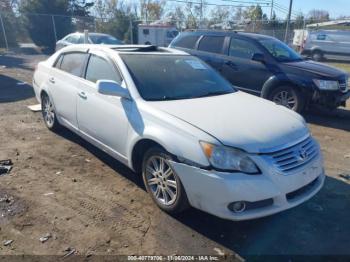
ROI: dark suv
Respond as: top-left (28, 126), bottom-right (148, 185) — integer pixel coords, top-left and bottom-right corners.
top-left (169, 31), bottom-right (350, 112)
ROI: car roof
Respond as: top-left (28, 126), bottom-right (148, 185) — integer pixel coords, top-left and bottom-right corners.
top-left (181, 30), bottom-right (275, 40)
top-left (59, 44), bottom-right (190, 56)
top-left (71, 32), bottom-right (112, 37)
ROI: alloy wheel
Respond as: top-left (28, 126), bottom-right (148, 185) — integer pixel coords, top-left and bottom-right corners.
top-left (145, 156), bottom-right (178, 206)
top-left (42, 96), bottom-right (55, 128)
top-left (272, 90), bottom-right (297, 109)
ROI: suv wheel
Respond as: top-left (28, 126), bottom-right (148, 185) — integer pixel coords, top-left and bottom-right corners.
top-left (312, 50), bottom-right (323, 61)
top-left (142, 147), bottom-right (189, 214)
top-left (269, 86), bottom-right (305, 113)
top-left (41, 93), bottom-right (60, 131)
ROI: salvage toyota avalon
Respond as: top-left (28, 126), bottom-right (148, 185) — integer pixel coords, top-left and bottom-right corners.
top-left (33, 45), bottom-right (325, 220)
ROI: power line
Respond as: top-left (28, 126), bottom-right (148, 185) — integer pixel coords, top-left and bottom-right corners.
top-left (166, 0), bottom-right (270, 7)
top-left (274, 3), bottom-right (298, 15)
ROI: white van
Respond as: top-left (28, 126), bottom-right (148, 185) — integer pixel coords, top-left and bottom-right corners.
top-left (138, 24), bottom-right (179, 46)
top-left (301, 30), bottom-right (350, 61)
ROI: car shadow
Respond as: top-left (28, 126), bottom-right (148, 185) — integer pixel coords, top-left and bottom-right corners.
top-left (0, 54), bottom-right (33, 71)
top-left (304, 107), bottom-right (350, 132)
top-left (55, 127), bottom-right (145, 189)
top-left (55, 126), bottom-right (350, 258)
top-left (0, 74), bottom-right (34, 103)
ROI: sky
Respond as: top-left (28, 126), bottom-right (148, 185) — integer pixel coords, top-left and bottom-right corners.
top-left (273, 0), bottom-right (350, 18)
top-left (212, 0), bottom-right (350, 19)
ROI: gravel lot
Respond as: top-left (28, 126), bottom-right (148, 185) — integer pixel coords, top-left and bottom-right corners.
top-left (0, 53), bottom-right (350, 260)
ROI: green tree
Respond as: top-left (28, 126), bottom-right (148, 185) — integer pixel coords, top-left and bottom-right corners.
top-left (94, 0), bottom-right (138, 43)
top-left (19, 0), bottom-right (93, 52)
top-left (0, 0), bottom-right (18, 48)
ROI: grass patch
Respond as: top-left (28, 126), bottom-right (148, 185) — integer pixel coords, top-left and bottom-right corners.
top-left (326, 62), bottom-right (350, 74)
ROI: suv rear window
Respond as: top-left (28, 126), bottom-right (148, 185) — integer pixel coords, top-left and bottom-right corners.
top-left (174, 35), bottom-right (200, 49)
top-left (198, 36), bottom-right (225, 54)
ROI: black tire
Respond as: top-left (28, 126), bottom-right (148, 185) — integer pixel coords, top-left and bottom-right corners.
top-left (41, 93), bottom-right (60, 131)
top-left (142, 147), bottom-right (189, 214)
top-left (268, 86), bottom-right (306, 113)
top-left (312, 50), bottom-right (323, 61)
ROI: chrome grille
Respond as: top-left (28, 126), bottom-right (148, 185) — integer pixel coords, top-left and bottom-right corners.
top-left (266, 136), bottom-right (319, 174)
top-left (339, 78), bottom-right (349, 93)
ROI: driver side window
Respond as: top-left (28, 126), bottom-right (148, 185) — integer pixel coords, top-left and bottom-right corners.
top-left (85, 55), bottom-right (123, 84)
top-left (229, 38), bottom-right (259, 59)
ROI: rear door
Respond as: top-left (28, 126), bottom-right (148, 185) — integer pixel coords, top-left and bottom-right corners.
top-left (77, 52), bottom-right (131, 158)
top-left (334, 33), bottom-right (350, 56)
top-left (49, 51), bottom-right (88, 129)
top-left (221, 37), bottom-right (272, 94)
top-left (195, 35), bottom-right (226, 72)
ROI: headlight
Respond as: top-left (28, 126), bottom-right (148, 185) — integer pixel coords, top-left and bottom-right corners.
top-left (313, 79), bottom-right (339, 90)
top-left (200, 142), bottom-right (260, 174)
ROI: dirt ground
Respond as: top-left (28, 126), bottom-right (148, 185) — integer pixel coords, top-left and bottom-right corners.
top-left (0, 53), bottom-right (350, 260)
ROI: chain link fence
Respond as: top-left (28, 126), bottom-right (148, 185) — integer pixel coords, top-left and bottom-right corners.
top-left (1, 11), bottom-right (350, 55)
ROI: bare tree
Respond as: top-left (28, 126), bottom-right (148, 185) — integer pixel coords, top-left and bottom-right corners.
top-left (140, 0), bottom-right (165, 22)
top-left (307, 9), bottom-right (330, 22)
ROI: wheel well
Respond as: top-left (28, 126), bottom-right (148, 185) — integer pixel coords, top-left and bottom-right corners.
top-left (40, 90), bottom-right (48, 99)
top-left (312, 48), bottom-right (323, 54)
top-left (131, 139), bottom-right (165, 174)
top-left (263, 81), bottom-right (298, 98)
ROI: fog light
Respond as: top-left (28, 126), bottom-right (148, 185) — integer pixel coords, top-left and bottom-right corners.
top-left (229, 201), bottom-right (246, 213)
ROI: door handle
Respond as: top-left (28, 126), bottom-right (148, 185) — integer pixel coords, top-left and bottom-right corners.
top-left (224, 61), bottom-right (238, 69)
top-left (49, 77), bottom-right (55, 84)
top-left (78, 91), bottom-right (87, 99)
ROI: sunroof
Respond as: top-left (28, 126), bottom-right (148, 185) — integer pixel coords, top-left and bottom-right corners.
top-left (111, 45), bottom-right (164, 52)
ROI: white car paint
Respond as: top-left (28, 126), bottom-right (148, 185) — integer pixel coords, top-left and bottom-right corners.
top-left (33, 45), bottom-right (325, 221)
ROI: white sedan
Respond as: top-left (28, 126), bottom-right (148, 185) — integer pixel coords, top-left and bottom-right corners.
top-left (33, 45), bottom-right (325, 220)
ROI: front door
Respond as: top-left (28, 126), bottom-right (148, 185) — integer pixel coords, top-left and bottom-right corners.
top-left (221, 37), bottom-right (272, 94)
top-left (76, 52), bottom-right (131, 158)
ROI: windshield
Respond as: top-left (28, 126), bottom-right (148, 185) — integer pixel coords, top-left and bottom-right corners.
top-left (90, 35), bottom-right (123, 45)
top-left (259, 38), bottom-right (302, 62)
top-left (121, 54), bottom-right (235, 101)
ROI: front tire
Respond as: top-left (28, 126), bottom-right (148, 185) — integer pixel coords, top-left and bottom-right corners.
top-left (312, 50), bottom-right (323, 61)
top-left (142, 147), bottom-right (189, 214)
top-left (269, 86), bottom-right (305, 113)
top-left (41, 93), bottom-right (60, 131)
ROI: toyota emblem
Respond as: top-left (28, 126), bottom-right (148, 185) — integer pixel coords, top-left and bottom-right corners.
top-left (299, 149), bottom-right (308, 161)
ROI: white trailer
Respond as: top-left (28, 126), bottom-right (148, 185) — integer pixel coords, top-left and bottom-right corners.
top-left (138, 24), bottom-right (179, 47)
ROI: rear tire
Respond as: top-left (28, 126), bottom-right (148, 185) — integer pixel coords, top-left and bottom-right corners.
top-left (312, 50), bottom-right (323, 61)
top-left (142, 147), bottom-right (189, 214)
top-left (41, 93), bottom-right (60, 131)
top-left (269, 86), bottom-right (305, 113)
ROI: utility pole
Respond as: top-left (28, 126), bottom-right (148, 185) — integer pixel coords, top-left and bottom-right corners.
top-left (270, 0), bottom-right (274, 20)
top-left (284, 0), bottom-right (293, 43)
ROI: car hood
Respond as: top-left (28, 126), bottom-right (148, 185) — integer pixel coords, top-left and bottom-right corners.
top-left (149, 92), bottom-right (308, 153)
top-left (282, 60), bottom-right (346, 78)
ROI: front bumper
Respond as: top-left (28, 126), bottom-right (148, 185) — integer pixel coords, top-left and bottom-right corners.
top-left (312, 89), bottom-right (350, 108)
top-left (170, 155), bottom-right (325, 221)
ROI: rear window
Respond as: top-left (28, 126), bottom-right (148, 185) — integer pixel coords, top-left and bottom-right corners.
top-left (173, 35), bottom-right (200, 49)
top-left (59, 52), bottom-right (87, 77)
top-left (66, 35), bottom-right (79, 44)
top-left (198, 36), bottom-right (225, 54)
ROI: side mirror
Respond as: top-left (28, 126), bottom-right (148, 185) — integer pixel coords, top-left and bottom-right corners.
top-left (252, 53), bottom-right (265, 63)
top-left (97, 80), bottom-right (131, 99)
